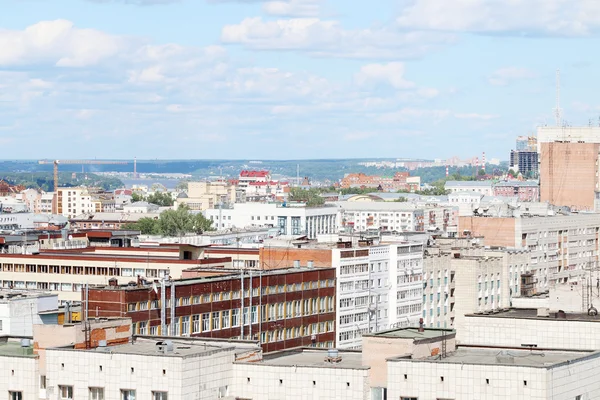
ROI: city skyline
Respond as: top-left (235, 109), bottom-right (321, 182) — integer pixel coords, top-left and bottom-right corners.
top-left (2, 1), bottom-right (600, 159)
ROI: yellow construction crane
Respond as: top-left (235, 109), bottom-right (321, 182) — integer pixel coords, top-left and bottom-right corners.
top-left (38, 160), bottom-right (129, 192)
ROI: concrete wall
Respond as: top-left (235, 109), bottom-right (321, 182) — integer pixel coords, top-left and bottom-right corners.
top-left (458, 217), bottom-right (516, 247)
top-left (231, 361), bottom-right (370, 400)
top-left (540, 142), bottom-right (600, 211)
top-left (462, 315), bottom-right (600, 350)
top-left (0, 351), bottom-right (38, 400)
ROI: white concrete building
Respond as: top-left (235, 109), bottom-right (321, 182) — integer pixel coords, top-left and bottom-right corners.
top-left (0, 212), bottom-right (36, 231)
top-left (45, 337), bottom-right (261, 400)
top-left (332, 241), bottom-right (423, 349)
top-left (56, 187), bottom-right (94, 219)
top-left (0, 291), bottom-right (58, 336)
top-left (335, 202), bottom-right (425, 233)
top-left (204, 203), bottom-right (338, 239)
top-left (444, 180), bottom-right (493, 196)
top-left (0, 338), bottom-right (39, 400)
top-left (537, 126), bottom-right (600, 153)
top-left (39, 193), bottom-right (54, 215)
top-left (462, 308), bottom-right (600, 349)
top-left (388, 346), bottom-right (600, 400)
top-left (232, 348), bottom-right (370, 400)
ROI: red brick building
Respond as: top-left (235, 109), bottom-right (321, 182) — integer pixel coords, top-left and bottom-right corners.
top-left (493, 181), bottom-right (539, 202)
top-left (83, 267), bottom-right (336, 353)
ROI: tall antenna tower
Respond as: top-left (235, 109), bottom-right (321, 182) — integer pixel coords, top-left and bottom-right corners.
top-left (553, 69), bottom-right (562, 127)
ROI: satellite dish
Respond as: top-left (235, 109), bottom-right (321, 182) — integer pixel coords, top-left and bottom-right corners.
top-left (68, 235), bottom-right (73, 240)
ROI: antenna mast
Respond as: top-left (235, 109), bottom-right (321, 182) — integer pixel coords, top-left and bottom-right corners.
top-left (553, 69), bottom-right (562, 127)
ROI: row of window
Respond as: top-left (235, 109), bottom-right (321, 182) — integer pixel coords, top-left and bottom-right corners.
top-left (29, 387), bottom-right (167, 400)
top-left (0, 265), bottom-right (168, 278)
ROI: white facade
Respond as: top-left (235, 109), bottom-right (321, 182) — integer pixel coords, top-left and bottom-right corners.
top-left (0, 340), bottom-right (39, 400)
top-left (335, 202), bottom-right (425, 232)
top-left (231, 349), bottom-right (370, 400)
top-left (387, 347), bottom-right (600, 400)
top-left (462, 311), bottom-right (600, 350)
top-left (123, 201), bottom-right (160, 213)
top-left (40, 193), bottom-right (54, 215)
top-left (57, 187), bottom-right (94, 218)
top-left (444, 181), bottom-right (493, 196)
top-left (45, 338), bottom-right (258, 400)
top-left (333, 242), bottom-right (423, 349)
top-left (204, 203), bottom-right (338, 239)
top-left (0, 293), bottom-right (58, 336)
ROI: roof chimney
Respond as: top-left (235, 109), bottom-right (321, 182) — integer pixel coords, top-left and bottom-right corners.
top-left (418, 318), bottom-right (424, 333)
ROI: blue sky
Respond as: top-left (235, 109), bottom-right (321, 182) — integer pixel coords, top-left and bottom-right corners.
top-left (2, 0), bottom-right (600, 160)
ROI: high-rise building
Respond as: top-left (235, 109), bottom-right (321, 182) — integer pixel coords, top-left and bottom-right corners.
top-left (510, 150), bottom-right (538, 176)
top-left (540, 142), bottom-right (600, 211)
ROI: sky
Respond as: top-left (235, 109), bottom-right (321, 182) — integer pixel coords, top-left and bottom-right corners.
top-left (2, 0), bottom-right (600, 160)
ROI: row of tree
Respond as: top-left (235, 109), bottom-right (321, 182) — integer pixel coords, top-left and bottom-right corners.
top-left (131, 191), bottom-right (174, 207)
top-left (122, 205), bottom-right (214, 236)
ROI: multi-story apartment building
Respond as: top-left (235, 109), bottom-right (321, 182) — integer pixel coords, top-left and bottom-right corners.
top-left (204, 203), bottom-right (338, 239)
top-left (39, 193), bottom-right (54, 214)
top-left (340, 172), bottom-right (420, 192)
top-left (332, 240), bottom-right (423, 349)
top-left (493, 180), bottom-right (539, 201)
top-left (540, 142), bottom-right (600, 211)
top-left (460, 212), bottom-right (600, 291)
top-left (56, 187), bottom-right (94, 218)
top-left (423, 242), bottom-right (527, 331)
top-left (336, 202), bottom-right (425, 232)
top-left (83, 267), bottom-right (337, 352)
top-left (176, 181), bottom-right (237, 211)
top-left (237, 170), bottom-right (271, 190)
top-left (0, 245), bottom-right (232, 302)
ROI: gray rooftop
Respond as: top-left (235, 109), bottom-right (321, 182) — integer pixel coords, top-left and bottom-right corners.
top-left (392, 346), bottom-right (600, 369)
top-left (364, 327), bottom-right (454, 340)
top-left (250, 348), bottom-right (367, 369)
top-left (467, 308), bottom-right (600, 322)
top-left (494, 180), bottom-right (539, 187)
top-left (0, 341), bottom-right (36, 358)
top-left (60, 339), bottom-right (233, 358)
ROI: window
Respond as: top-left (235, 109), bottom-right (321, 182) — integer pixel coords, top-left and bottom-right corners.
top-left (121, 390), bottom-right (136, 400)
top-left (9, 392), bottom-right (22, 400)
top-left (232, 309), bottom-right (240, 326)
top-left (212, 312), bottom-right (220, 330)
top-left (59, 386), bottom-right (73, 399)
top-left (89, 387), bottom-right (105, 400)
top-left (192, 315), bottom-right (200, 333)
top-left (181, 316), bottom-right (190, 336)
top-left (202, 313), bottom-right (210, 332)
top-left (222, 310), bottom-right (230, 329)
top-left (40, 376), bottom-right (46, 389)
top-left (152, 392), bottom-right (168, 400)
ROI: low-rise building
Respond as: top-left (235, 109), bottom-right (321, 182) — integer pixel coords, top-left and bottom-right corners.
top-left (232, 348), bottom-right (370, 400)
top-left (336, 202), bottom-right (425, 232)
top-left (83, 267), bottom-right (337, 352)
top-left (204, 203), bottom-right (338, 239)
top-left (0, 291), bottom-right (59, 336)
top-left (176, 181), bottom-right (237, 211)
top-left (493, 180), bottom-right (539, 201)
top-left (70, 211), bottom-right (161, 230)
top-left (0, 338), bottom-right (39, 400)
top-left (123, 201), bottom-right (160, 213)
top-left (444, 180), bottom-right (493, 196)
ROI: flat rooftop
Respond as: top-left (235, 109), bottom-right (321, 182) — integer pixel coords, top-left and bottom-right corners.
top-left (0, 290), bottom-right (55, 302)
top-left (57, 338), bottom-right (233, 358)
top-left (392, 346), bottom-right (599, 369)
top-left (466, 308), bottom-right (600, 322)
top-left (364, 327), bottom-right (455, 340)
top-left (248, 348), bottom-right (367, 370)
top-left (0, 341), bottom-right (36, 358)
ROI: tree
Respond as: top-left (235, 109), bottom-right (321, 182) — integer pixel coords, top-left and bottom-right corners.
top-left (192, 213), bottom-right (214, 234)
top-left (478, 169), bottom-right (486, 176)
top-left (146, 192), bottom-right (174, 207)
top-left (131, 192), bottom-right (145, 202)
top-left (507, 169), bottom-right (517, 178)
top-left (288, 188), bottom-right (325, 206)
top-left (122, 218), bottom-right (160, 234)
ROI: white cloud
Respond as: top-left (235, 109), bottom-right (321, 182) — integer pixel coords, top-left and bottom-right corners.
top-left (0, 20), bottom-right (131, 67)
top-left (488, 67), bottom-right (536, 86)
top-left (396, 0), bottom-right (600, 36)
top-left (221, 17), bottom-right (453, 59)
top-left (354, 62), bottom-right (415, 90)
top-left (454, 113), bottom-right (499, 120)
top-left (262, 0), bottom-right (323, 17)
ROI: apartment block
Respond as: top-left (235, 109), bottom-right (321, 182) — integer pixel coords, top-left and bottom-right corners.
top-left (336, 202), bottom-right (425, 232)
top-left (444, 180), bottom-right (493, 196)
top-left (333, 240), bottom-right (423, 349)
top-left (83, 267), bottom-right (337, 352)
top-left (204, 203), bottom-right (338, 239)
top-left (56, 187), bottom-right (94, 218)
top-left (176, 181), bottom-right (236, 211)
top-left (493, 180), bottom-right (539, 201)
top-left (460, 213), bottom-right (600, 291)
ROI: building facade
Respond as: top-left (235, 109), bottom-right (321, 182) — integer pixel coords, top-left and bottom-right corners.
top-left (83, 267), bottom-right (337, 352)
top-left (204, 203), bottom-right (338, 239)
top-left (493, 181), bottom-right (539, 202)
top-left (56, 187), bottom-right (94, 219)
top-left (336, 202), bottom-right (425, 233)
